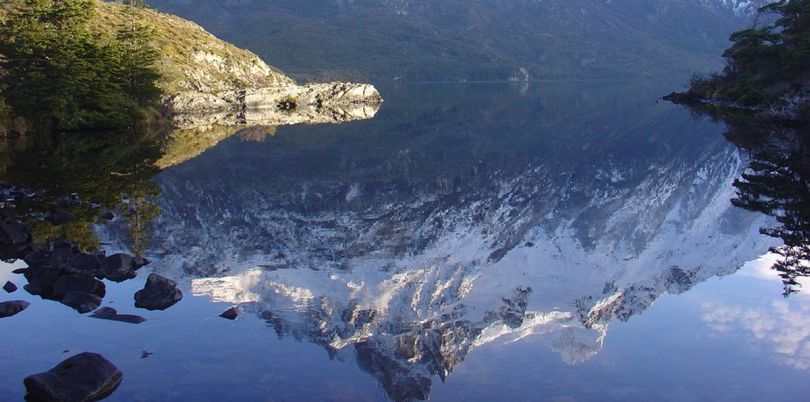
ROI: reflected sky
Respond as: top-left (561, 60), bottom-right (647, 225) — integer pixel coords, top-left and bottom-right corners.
top-left (2, 257), bottom-right (808, 401)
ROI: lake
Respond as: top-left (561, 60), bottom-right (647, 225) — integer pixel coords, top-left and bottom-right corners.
top-left (1, 81), bottom-right (808, 401)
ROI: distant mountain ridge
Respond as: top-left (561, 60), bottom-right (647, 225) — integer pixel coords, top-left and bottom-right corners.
top-left (147, 0), bottom-right (773, 82)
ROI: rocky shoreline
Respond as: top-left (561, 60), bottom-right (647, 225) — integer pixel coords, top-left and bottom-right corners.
top-left (663, 90), bottom-right (810, 124)
top-left (165, 82), bottom-right (383, 130)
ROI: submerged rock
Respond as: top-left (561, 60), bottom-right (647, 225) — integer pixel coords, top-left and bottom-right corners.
top-left (23, 352), bottom-right (122, 402)
top-left (91, 307), bottom-right (146, 324)
top-left (3, 281), bottom-right (17, 293)
top-left (0, 300), bottom-right (29, 318)
top-left (219, 306), bottom-right (240, 320)
top-left (134, 273), bottom-right (183, 311)
top-left (61, 292), bottom-right (102, 314)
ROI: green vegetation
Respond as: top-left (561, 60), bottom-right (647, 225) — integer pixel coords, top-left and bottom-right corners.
top-left (676, 0), bottom-right (810, 119)
top-left (0, 0), bottom-right (292, 132)
top-left (0, 126), bottom-right (164, 251)
top-left (0, 0), bottom-right (161, 130)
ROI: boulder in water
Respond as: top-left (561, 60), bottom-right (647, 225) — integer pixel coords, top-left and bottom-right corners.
top-left (134, 273), bottom-right (183, 311)
top-left (23, 352), bottom-right (122, 402)
top-left (0, 300), bottom-right (29, 318)
top-left (91, 307), bottom-right (146, 324)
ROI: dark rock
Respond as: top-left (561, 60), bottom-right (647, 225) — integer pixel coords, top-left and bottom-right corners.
top-left (48, 246), bottom-right (77, 269)
top-left (3, 281), bottom-right (17, 293)
top-left (23, 251), bottom-right (51, 269)
top-left (663, 91), bottom-right (701, 105)
top-left (100, 211), bottom-right (115, 221)
top-left (0, 300), bottom-right (29, 318)
top-left (61, 291), bottom-right (102, 314)
top-left (46, 209), bottom-right (75, 225)
top-left (23, 352), bottom-right (123, 402)
top-left (134, 273), bottom-right (183, 311)
top-left (0, 206), bottom-right (16, 219)
top-left (67, 252), bottom-right (102, 277)
top-left (0, 219), bottom-right (29, 246)
top-left (90, 307), bottom-right (145, 324)
top-left (133, 255), bottom-right (150, 269)
top-left (52, 275), bottom-right (106, 300)
top-left (49, 240), bottom-right (77, 251)
top-left (56, 195), bottom-right (79, 209)
top-left (99, 253), bottom-right (137, 282)
top-left (23, 267), bottom-right (61, 296)
top-left (220, 306), bottom-right (240, 320)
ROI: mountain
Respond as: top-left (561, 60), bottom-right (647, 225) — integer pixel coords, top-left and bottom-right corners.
top-left (145, 0), bottom-right (772, 82)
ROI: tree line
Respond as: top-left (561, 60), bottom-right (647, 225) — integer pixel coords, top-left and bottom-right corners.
top-left (0, 0), bottom-right (161, 130)
top-left (685, 0), bottom-right (809, 116)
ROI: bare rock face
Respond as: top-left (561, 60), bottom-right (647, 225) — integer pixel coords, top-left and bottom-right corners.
top-left (165, 82), bottom-right (383, 130)
top-left (23, 352), bottom-right (123, 402)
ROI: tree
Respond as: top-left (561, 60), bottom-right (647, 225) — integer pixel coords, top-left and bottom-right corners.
top-left (114, 10), bottom-right (161, 106)
top-left (0, 0), bottom-right (160, 130)
top-left (682, 0), bottom-right (810, 108)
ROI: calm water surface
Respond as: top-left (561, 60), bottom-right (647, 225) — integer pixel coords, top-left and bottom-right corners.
top-left (1, 82), bottom-right (808, 401)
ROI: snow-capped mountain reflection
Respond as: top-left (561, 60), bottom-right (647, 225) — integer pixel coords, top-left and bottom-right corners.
top-left (101, 83), bottom-right (776, 401)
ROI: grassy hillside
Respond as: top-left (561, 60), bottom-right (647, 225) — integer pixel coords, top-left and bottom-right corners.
top-left (0, 1), bottom-right (293, 95)
top-left (95, 1), bottom-right (293, 94)
top-left (0, 0), bottom-right (295, 131)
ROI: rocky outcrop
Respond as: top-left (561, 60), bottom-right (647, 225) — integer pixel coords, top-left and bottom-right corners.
top-left (166, 82), bottom-right (382, 130)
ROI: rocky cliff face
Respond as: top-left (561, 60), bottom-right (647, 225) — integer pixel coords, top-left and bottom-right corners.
top-left (96, 2), bottom-right (383, 130)
top-left (166, 82), bottom-right (382, 130)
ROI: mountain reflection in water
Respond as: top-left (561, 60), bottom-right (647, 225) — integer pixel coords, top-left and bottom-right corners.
top-left (1, 82), bottom-right (809, 402)
top-left (100, 82), bottom-right (792, 400)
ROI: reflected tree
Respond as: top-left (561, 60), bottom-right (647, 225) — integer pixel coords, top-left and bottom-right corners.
top-left (0, 128), bottom-right (164, 255)
top-left (725, 118), bottom-right (810, 296)
top-left (672, 99), bottom-right (810, 295)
